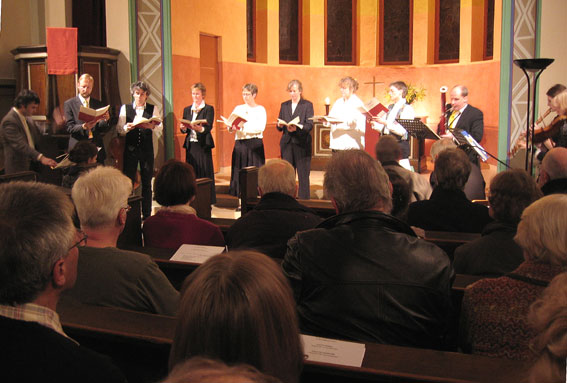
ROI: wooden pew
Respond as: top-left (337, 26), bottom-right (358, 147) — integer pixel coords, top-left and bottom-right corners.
top-left (190, 177), bottom-right (212, 219)
top-left (0, 170), bottom-right (37, 183)
top-left (58, 301), bottom-right (526, 383)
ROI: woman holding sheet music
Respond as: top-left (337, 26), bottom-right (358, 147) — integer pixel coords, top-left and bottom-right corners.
top-left (225, 83), bottom-right (267, 198)
top-left (372, 81), bottom-right (415, 170)
top-left (180, 82), bottom-right (217, 204)
top-left (326, 77), bottom-right (366, 151)
top-left (117, 81), bottom-right (163, 219)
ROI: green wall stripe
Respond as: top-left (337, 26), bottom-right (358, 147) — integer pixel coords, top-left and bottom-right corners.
top-left (161, 0), bottom-right (174, 160)
top-left (497, 0), bottom-right (514, 172)
top-left (128, 0), bottom-right (138, 83)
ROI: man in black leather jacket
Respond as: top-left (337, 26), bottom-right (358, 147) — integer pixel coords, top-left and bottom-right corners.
top-left (282, 150), bottom-right (454, 349)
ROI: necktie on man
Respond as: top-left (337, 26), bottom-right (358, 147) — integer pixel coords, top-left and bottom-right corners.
top-left (448, 110), bottom-right (460, 130)
top-left (84, 99), bottom-right (93, 139)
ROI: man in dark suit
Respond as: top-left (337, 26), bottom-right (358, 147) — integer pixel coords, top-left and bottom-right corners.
top-left (0, 89), bottom-right (57, 174)
top-left (446, 85), bottom-right (486, 198)
top-left (277, 80), bottom-right (314, 199)
top-left (64, 73), bottom-right (110, 163)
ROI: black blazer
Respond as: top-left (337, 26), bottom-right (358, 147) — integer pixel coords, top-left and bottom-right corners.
top-left (64, 96), bottom-right (110, 150)
top-left (277, 98), bottom-right (314, 148)
top-left (181, 104), bottom-right (215, 150)
top-left (454, 104), bottom-right (483, 143)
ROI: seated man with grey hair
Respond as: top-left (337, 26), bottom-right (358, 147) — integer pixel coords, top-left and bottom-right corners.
top-left (62, 166), bottom-right (179, 315)
top-left (537, 147), bottom-right (567, 195)
top-left (0, 182), bottom-right (125, 382)
top-left (226, 159), bottom-right (321, 260)
top-left (408, 148), bottom-right (492, 233)
top-left (282, 150), bottom-right (453, 349)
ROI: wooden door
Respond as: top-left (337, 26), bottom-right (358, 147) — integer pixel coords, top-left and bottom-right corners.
top-left (199, 34), bottom-right (220, 173)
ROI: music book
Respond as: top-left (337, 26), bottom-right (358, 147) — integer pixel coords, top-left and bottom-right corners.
top-left (301, 334), bottom-right (366, 368)
top-left (170, 244), bottom-right (226, 264)
top-left (357, 98), bottom-right (388, 120)
top-left (277, 116), bottom-right (303, 130)
top-left (309, 115), bottom-right (343, 124)
top-left (180, 118), bottom-right (208, 128)
top-left (78, 105), bottom-right (110, 123)
top-left (217, 113), bottom-right (247, 130)
top-left (131, 115), bottom-right (162, 128)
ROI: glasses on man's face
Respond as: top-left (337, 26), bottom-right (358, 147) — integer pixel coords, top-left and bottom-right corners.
top-left (69, 230), bottom-right (88, 251)
top-left (122, 205), bottom-right (132, 213)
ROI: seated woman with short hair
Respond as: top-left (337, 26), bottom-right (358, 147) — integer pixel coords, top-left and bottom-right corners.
top-left (143, 159), bottom-right (224, 249)
top-left (169, 251), bottom-right (304, 383)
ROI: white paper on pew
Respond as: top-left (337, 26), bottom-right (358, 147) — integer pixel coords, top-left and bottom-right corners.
top-left (170, 244), bottom-right (225, 264)
top-left (301, 334), bottom-right (365, 367)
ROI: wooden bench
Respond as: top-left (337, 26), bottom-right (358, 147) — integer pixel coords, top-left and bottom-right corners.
top-left (58, 301), bottom-right (525, 383)
top-left (0, 170), bottom-right (38, 183)
top-left (190, 177), bottom-right (213, 219)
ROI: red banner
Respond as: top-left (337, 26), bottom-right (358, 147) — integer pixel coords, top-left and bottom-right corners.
top-left (46, 28), bottom-right (78, 75)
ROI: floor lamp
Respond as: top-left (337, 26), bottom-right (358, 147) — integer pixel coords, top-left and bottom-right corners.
top-left (513, 58), bottom-right (554, 175)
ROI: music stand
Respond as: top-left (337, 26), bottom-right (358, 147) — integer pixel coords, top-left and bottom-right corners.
top-left (451, 128), bottom-right (489, 162)
top-left (396, 118), bottom-right (440, 173)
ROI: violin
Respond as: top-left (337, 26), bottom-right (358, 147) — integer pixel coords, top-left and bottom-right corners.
top-left (533, 113), bottom-right (567, 143)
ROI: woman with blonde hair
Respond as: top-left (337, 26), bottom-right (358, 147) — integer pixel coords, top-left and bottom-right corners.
top-left (169, 251), bottom-right (303, 383)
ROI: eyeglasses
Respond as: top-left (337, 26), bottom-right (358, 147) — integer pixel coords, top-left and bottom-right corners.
top-left (69, 230), bottom-right (88, 251)
top-left (122, 205), bottom-right (132, 212)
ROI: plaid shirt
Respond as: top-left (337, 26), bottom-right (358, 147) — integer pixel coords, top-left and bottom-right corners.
top-left (0, 303), bottom-right (75, 343)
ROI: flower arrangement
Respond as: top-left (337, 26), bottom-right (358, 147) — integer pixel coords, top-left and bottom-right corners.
top-left (384, 83), bottom-right (427, 105)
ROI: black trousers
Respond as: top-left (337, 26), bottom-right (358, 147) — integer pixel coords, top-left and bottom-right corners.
top-left (123, 146), bottom-right (154, 219)
top-left (281, 142), bottom-right (311, 199)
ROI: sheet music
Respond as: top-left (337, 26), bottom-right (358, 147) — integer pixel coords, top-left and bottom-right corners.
top-left (301, 334), bottom-right (366, 367)
top-left (170, 244), bottom-right (225, 264)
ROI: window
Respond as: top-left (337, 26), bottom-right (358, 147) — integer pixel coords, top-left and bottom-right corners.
top-left (435, 0), bottom-right (460, 63)
top-left (380, 0), bottom-right (413, 65)
top-left (247, 0), bottom-right (256, 61)
top-left (325, 0), bottom-right (356, 65)
top-left (279, 0), bottom-right (302, 63)
top-left (484, 0), bottom-right (495, 60)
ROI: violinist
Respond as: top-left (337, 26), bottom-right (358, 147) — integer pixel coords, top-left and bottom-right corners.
top-left (548, 90), bottom-right (567, 149)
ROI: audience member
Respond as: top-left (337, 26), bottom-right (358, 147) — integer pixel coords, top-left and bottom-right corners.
top-left (0, 182), bottom-right (125, 382)
top-left (61, 140), bottom-right (98, 188)
top-left (460, 194), bottom-right (567, 360)
top-left (527, 272), bottom-right (567, 383)
top-left (143, 160), bottom-right (225, 249)
top-left (64, 166), bottom-right (179, 315)
top-left (163, 357), bottom-right (281, 383)
top-left (282, 150), bottom-right (454, 349)
top-left (383, 167), bottom-right (411, 221)
top-left (454, 169), bottom-right (542, 277)
top-left (429, 138), bottom-right (486, 200)
top-left (408, 148), bottom-right (492, 233)
top-left (538, 147), bottom-right (567, 195)
top-left (226, 159), bottom-right (322, 260)
top-left (169, 251), bottom-right (303, 383)
top-left (375, 135), bottom-right (432, 201)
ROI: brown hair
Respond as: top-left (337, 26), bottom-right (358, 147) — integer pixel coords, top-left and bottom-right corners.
top-left (488, 169), bottom-right (542, 224)
top-left (546, 84), bottom-right (566, 98)
top-left (169, 251), bottom-right (303, 383)
top-left (154, 160), bottom-right (196, 206)
top-left (191, 82), bottom-right (207, 97)
top-left (434, 148), bottom-right (471, 190)
top-left (375, 135), bottom-right (401, 163)
top-left (389, 81), bottom-right (408, 98)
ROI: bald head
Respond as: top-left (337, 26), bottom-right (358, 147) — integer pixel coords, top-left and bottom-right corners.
top-left (541, 148), bottom-right (567, 183)
top-left (258, 159), bottom-right (297, 197)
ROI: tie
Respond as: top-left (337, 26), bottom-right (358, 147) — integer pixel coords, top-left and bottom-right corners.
top-left (448, 110), bottom-right (460, 130)
top-left (84, 99), bottom-right (93, 139)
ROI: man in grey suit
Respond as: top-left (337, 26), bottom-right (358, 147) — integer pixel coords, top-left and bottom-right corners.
top-left (0, 89), bottom-right (57, 174)
top-left (64, 73), bottom-right (110, 163)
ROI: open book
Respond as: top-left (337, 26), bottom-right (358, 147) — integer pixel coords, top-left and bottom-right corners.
top-left (358, 98), bottom-right (388, 120)
top-left (78, 105), bottom-right (110, 123)
top-left (310, 115), bottom-right (343, 124)
top-left (131, 115), bottom-right (162, 128)
top-left (180, 118), bottom-right (208, 128)
top-left (277, 116), bottom-right (303, 130)
top-left (217, 113), bottom-right (247, 130)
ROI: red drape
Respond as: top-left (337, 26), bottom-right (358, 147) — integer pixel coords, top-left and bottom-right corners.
top-left (46, 28), bottom-right (78, 75)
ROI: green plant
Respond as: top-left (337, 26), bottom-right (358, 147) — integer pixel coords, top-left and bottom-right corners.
top-left (384, 83), bottom-right (427, 105)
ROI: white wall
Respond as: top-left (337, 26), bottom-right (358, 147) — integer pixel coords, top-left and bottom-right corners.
top-left (106, 0), bottom-right (131, 104)
top-left (539, 0), bottom-right (567, 111)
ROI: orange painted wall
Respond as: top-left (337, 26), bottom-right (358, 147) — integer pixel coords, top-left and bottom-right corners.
top-left (171, 0), bottom-right (502, 168)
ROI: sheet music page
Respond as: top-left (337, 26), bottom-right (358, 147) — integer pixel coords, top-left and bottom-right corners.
top-left (301, 334), bottom-right (366, 367)
top-left (170, 244), bottom-right (225, 264)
